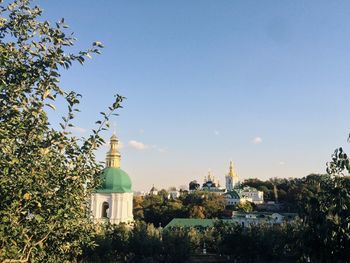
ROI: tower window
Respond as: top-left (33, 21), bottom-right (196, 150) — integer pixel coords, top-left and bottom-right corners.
top-left (101, 202), bottom-right (109, 218)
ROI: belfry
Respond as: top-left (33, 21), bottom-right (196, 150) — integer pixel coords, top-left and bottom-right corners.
top-left (90, 134), bottom-right (133, 224)
top-left (225, 161), bottom-right (239, 191)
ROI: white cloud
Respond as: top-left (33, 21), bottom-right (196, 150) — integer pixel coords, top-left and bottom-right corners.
top-left (128, 140), bottom-right (148, 150)
top-left (279, 161), bottom-right (286, 165)
top-left (127, 140), bottom-right (167, 153)
top-left (68, 126), bottom-right (86, 133)
top-left (252, 137), bottom-right (263, 144)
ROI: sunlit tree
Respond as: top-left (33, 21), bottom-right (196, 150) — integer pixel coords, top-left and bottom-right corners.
top-left (0, 0), bottom-right (123, 261)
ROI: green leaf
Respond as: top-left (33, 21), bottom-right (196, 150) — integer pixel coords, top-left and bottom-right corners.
top-left (34, 214), bottom-right (44, 223)
top-left (46, 103), bottom-right (56, 110)
top-left (93, 41), bottom-right (104, 48)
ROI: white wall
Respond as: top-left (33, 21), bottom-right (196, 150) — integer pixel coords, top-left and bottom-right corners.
top-left (91, 192), bottom-right (133, 224)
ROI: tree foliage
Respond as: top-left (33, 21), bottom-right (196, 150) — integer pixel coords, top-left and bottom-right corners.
top-left (296, 143), bottom-right (350, 262)
top-left (134, 191), bottom-right (225, 227)
top-left (0, 0), bottom-right (123, 261)
top-left (242, 174), bottom-right (330, 212)
top-left (235, 201), bottom-right (253, 213)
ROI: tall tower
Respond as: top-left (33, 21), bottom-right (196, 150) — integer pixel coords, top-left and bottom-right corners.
top-left (106, 134), bottom-right (121, 168)
top-left (91, 134), bottom-right (133, 224)
top-left (225, 161), bottom-right (239, 191)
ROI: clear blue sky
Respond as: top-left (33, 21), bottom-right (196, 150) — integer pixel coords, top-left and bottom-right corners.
top-left (39, 0), bottom-right (350, 191)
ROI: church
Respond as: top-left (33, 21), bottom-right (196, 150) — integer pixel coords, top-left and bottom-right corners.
top-left (90, 134), bottom-right (134, 224)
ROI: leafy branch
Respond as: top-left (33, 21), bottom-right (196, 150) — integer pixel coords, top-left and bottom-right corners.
top-left (82, 94), bottom-right (125, 152)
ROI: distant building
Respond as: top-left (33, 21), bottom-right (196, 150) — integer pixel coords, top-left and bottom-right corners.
top-left (230, 211), bottom-right (297, 227)
top-left (149, 185), bottom-right (158, 196)
top-left (225, 161), bottom-right (239, 191)
top-left (168, 190), bottom-right (180, 199)
top-left (188, 162), bottom-right (265, 205)
top-left (90, 134), bottom-right (133, 224)
top-left (224, 190), bottom-right (252, 206)
top-left (201, 171), bottom-right (225, 194)
top-left (238, 186), bottom-right (264, 204)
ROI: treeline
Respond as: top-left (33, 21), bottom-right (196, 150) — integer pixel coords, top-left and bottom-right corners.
top-left (81, 221), bottom-right (299, 263)
top-left (133, 191), bottom-right (226, 227)
top-left (82, 173), bottom-right (350, 262)
top-left (133, 174), bottom-right (333, 228)
top-left (241, 174), bottom-right (330, 212)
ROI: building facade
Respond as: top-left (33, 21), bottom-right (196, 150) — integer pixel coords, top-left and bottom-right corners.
top-left (238, 186), bottom-right (264, 204)
top-left (224, 190), bottom-right (245, 206)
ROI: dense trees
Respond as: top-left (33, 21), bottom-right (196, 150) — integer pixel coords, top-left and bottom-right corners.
top-left (295, 145), bottom-right (350, 262)
top-left (134, 191), bottom-right (226, 226)
top-left (82, 222), bottom-right (192, 263)
top-left (242, 174), bottom-right (330, 212)
top-left (0, 0), bottom-right (122, 261)
top-left (81, 220), bottom-right (301, 263)
top-left (129, 170), bottom-right (350, 262)
top-left (297, 176), bottom-right (350, 261)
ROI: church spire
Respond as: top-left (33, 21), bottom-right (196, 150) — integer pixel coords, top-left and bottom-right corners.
top-left (106, 134), bottom-right (121, 168)
top-left (228, 161), bottom-right (236, 177)
top-left (208, 170), bottom-right (212, 181)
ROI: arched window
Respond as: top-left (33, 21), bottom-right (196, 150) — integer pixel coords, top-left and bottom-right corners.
top-left (101, 202), bottom-right (109, 218)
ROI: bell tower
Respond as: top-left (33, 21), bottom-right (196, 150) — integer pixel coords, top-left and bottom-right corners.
top-left (106, 133), bottom-right (121, 168)
top-left (225, 161), bottom-right (239, 191)
top-left (91, 133), bottom-right (133, 224)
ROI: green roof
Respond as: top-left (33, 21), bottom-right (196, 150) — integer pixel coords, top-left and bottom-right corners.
top-left (164, 218), bottom-right (217, 229)
top-left (164, 218), bottom-right (236, 230)
top-left (164, 218), bottom-right (236, 229)
top-left (225, 190), bottom-right (240, 199)
top-left (96, 167), bottom-right (132, 193)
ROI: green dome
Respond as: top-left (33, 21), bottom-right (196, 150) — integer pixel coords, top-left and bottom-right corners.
top-left (96, 167), bottom-right (132, 193)
top-left (225, 190), bottom-right (240, 199)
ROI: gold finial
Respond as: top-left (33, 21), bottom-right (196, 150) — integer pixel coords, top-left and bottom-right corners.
top-left (228, 161), bottom-right (236, 177)
top-left (208, 170), bottom-right (212, 181)
top-left (106, 133), bottom-right (121, 168)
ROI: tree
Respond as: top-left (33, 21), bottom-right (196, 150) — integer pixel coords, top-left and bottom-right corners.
top-left (235, 201), bottom-right (253, 213)
top-left (157, 189), bottom-right (169, 201)
top-left (133, 196), bottom-right (145, 221)
top-left (201, 193), bottom-right (226, 218)
top-left (188, 205), bottom-right (206, 219)
top-left (182, 191), bottom-right (226, 218)
top-left (128, 221), bottom-right (162, 261)
top-left (80, 224), bottom-right (130, 263)
top-left (189, 180), bottom-right (200, 191)
top-left (0, 1), bottom-right (123, 261)
top-left (162, 229), bottom-right (192, 263)
top-left (296, 143), bottom-right (350, 262)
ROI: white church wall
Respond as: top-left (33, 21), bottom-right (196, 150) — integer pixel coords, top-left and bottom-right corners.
top-left (91, 192), bottom-right (133, 224)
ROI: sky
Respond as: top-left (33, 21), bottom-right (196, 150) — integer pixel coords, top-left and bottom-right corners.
top-left (36, 0), bottom-right (350, 191)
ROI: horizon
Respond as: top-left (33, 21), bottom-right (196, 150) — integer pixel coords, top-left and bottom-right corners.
top-left (38, 0), bottom-right (350, 191)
